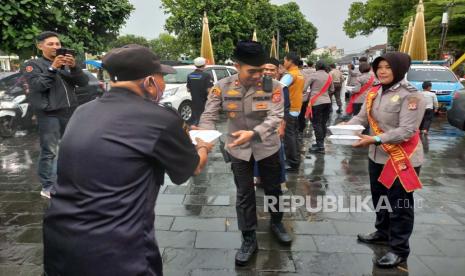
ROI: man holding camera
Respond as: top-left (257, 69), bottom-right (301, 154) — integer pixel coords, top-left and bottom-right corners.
top-left (198, 41), bottom-right (292, 266)
top-left (23, 31), bottom-right (88, 198)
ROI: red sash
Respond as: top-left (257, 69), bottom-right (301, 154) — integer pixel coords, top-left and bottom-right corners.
top-left (346, 75), bottom-right (375, 114)
top-left (366, 86), bottom-right (422, 192)
top-left (305, 75), bottom-right (332, 119)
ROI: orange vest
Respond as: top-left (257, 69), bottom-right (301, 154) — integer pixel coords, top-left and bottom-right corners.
top-left (287, 66), bottom-right (305, 112)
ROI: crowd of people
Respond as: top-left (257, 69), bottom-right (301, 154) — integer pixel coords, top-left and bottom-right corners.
top-left (23, 31), bottom-right (434, 275)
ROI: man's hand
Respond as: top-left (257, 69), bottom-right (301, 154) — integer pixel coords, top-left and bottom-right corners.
top-left (190, 125), bottom-right (205, 130)
top-left (63, 54), bottom-right (76, 68)
top-left (228, 130), bottom-right (254, 148)
top-left (51, 55), bottom-right (66, 69)
top-left (195, 138), bottom-right (214, 152)
top-left (352, 134), bottom-right (376, 148)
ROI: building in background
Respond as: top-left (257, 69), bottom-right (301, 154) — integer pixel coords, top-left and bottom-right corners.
top-left (0, 51), bottom-right (19, 71)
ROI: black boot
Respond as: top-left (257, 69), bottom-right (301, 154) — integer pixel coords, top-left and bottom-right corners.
top-left (336, 107), bottom-right (342, 114)
top-left (309, 143), bottom-right (325, 154)
top-left (270, 222), bottom-right (292, 245)
top-left (357, 231), bottom-right (389, 245)
top-left (375, 252), bottom-right (407, 268)
top-left (235, 231), bottom-right (258, 266)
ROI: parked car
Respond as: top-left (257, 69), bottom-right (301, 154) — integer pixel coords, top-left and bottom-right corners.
top-left (75, 70), bottom-right (105, 105)
top-left (447, 89), bottom-right (465, 130)
top-left (160, 65), bottom-right (238, 121)
top-left (406, 63), bottom-right (464, 110)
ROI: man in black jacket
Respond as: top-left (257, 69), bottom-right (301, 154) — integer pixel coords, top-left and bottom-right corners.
top-left (23, 31), bottom-right (88, 198)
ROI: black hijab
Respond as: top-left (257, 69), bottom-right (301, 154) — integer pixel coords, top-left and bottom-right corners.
top-left (372, 52), bottom-right (411, 91)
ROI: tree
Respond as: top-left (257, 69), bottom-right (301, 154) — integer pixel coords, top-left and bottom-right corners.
top-left (343, 0), bottom-right (465, 59)
top-left (109, 34), bottom-right (150, 49)
top-left (274, 3), bottom-right (317, 58)
top-left (161, 0), bottom-right (317, 62)
top-left (343, 0), bottom-right (417, 50)
top-left (0, 0), bottom-right (134, 59)
top-left (150, 33), bottom-right (190, 60)
top-left (307, 53), bottom-right (335, 66)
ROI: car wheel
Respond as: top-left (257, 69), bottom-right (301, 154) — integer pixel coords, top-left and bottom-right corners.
top-left (178, 101), bottom-right (192, 121)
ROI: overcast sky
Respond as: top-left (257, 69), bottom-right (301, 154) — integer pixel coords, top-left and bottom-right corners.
top-left (120, 0), bottom-right (387, 55)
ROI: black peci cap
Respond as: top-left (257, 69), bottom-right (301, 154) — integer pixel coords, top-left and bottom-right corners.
top-left (102, 44), bottom-right (176, 81)
top-left (233, 41), bottom-right (267, 67)
top-left (265, 57), bottom-right (280, 68)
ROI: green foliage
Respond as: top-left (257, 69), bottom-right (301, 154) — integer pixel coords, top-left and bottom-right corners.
top-left (307, 53), bottom-right (335, 66)
top-left (343, 0), bottom-right (465, 59)
top-left (108, 33), bottom-right (190, 61)
top-left (0, 0), bottom-right (133, 59)
top-left (150, 33), bottom-right (190, 60)
top-left (109, 34), bottom-right (151, 48)
top-left (161, 0), bottom-right (317, 62)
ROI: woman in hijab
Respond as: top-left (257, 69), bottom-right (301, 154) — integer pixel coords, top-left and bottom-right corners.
top-left (344, 52), bottom-right (425, 268)
top-left (348, 62), bottom-right (375, 116)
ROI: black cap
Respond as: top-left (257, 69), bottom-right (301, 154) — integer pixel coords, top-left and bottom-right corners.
top-left (102, 44), bottom-right (176, 81)
top-left (233, 41), bottom-right (267, 66)
top-left (265, 57), bottom-right (279, 68)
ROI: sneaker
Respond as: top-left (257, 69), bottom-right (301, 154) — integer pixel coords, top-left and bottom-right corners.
top-left (235, 232), bottom-right (258, 266)
top-left (40, 189), bottom-right (51, 199)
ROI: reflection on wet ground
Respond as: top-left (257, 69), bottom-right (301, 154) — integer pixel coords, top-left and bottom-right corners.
top-left (1, 112), bottom-right (465, 275)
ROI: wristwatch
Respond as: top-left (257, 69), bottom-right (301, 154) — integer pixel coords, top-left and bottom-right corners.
top-left (373, 136), bottom-right (382, 146)
top-left (47, 66), bottom-right (57, 73)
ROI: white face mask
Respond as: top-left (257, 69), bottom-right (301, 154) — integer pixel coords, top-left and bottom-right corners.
top-left (140, 76), bottom-right (163, 103)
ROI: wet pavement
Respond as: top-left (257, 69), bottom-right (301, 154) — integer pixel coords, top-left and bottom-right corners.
top-left (1, 111), bottom-right (465, 276)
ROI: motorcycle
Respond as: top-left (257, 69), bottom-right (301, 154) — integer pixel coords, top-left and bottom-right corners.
top-left (0, 84), bottom-right (33, 138)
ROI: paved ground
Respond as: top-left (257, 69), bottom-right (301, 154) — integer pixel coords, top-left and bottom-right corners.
top-left (1, 111), bottom-right (465, 276)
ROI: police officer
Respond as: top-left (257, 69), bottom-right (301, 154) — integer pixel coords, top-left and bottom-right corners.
top-left (43, 44), bottom-right (213, 276)
top-left (329, 63), bottom-right (345, 114)
top-left (348, 62), bottom-right (375, 116)
top-left (305, 60), bottom-right (334, 154)
top-left (346, 52), bottom-right (425, 268)
top-left (23, 31), bottom-right (88, 198)
top-left (299, 61), bottom-right (315, 135)
top-left (199, 41), bottom-right (292, 266)
top-left (186, 57), bottom-right (214, 125)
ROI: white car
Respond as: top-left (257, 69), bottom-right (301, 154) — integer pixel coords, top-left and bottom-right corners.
top-left (160, 65), bottom-right (237, 121)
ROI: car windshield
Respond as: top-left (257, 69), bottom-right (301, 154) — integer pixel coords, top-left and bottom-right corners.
top-left (163, 68), bottom-right (195, 84)
top-left (407, 68), bottom-right (458, 82)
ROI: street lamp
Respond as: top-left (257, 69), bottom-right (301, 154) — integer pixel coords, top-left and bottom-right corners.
top-left (438, 2), bottom-right (455, 60)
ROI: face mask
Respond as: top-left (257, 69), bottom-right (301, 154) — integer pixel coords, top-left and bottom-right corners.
top-left (140, 77), bottom-right (163, 103)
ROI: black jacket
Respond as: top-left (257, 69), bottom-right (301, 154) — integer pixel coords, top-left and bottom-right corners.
top-left (22, 57), bottom-right (88, 112)
top-left (43, 87), bottom-right (199, 275)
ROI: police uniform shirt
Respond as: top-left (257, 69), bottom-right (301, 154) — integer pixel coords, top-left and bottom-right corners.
top-left (43, 87), bottom-right (199, 276)
top-left (347, 81), bottom-right (426, 167)
top-left (187, 69), bottom-right (214, 108)
top-left (199, 74), bottom-right (284, 162)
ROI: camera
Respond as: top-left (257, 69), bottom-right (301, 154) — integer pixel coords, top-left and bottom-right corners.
top-left (56, 48), bottom-right (76, 57)
top-left (262, 75), bottom-right (273, 92)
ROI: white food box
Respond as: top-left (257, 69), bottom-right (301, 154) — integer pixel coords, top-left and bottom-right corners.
top-left (328, 135), bottom-right (361, 145)
top-left (189, 130), bottom-right (222, 145)
top-left (328, 125), bottom-right (365, 135)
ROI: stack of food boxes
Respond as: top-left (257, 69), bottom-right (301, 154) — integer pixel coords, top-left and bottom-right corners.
top-left (328, 125), bottom-right (365, 145)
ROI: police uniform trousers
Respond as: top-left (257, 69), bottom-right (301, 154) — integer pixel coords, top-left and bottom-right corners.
top-left (298, 100), bottom-right (309, 134)
top-left (310, 103), bottom-right (331, 145)
top-left (369, 160), bottom-right (420, 258)
top-left (284, 113), bottom-right (301, 168)
top-left (352, 103), bottom-right (363, 116)
top-left (231, 150), bottom-right (283, 231)
top-left (331, 84), bottom-right (343, 108)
